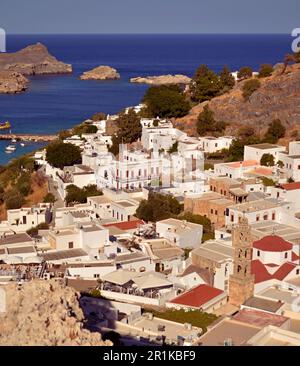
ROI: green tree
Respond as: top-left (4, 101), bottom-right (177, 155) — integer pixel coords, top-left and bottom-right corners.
top-left (109, 109), bottom-right (142, 155)
top-left (190, 64), bottom-right (221, 102)
top-left (143, 85), bottom-right (190, 118)
top-left (258, 64), bottom-right (273, 78)
top-left (237, 66), bottom-right (253, 80)
top-left (197, 105), bottom-right (226, 136)
top-left (237, 126), bottom-right (255, 139)
top-left (4, 189), bottom-right (25, 209)
top-left (219, 65), bottom-right (235, 92)
top-left (136, 192), bottom-right (182, 222)
top-left (179, 212), bottom-right (214, 242)
top-left (226, 135), bottom-right (261, 162)
top-left (277, 160), bottom-right (284, 169)
top-left (242, 79), bottom-right (261, 100)
top-left (43, 192), bottom-right (56, 203)
top-left (65, 184), bottom-right (86, 205)
top-left (260, 153), bottom-right (275, 167)
top-left (46, 142), bottom-right (82, 169)
top-left (65, 184), bottom-right (102, 205)
top-left (264, 119), bottom-right (286, 143)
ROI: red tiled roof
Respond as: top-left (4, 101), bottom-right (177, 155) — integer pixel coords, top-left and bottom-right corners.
top-left (253, 235), bottom-right (293, 252)
top-left (281, 182), bottom-right (300, 191)
top-left (251, 259), bottom-right (296, 284)
top-left (292, 252), bottom-right (300, 262)
top-left (104, 219), bottom-right (144, 231)
top-left (228, 160), bottom-right (258, 169)
top-left (265, 263), bottom-right (279, 268)
top-left (170, 284), bottom-right (224, 308)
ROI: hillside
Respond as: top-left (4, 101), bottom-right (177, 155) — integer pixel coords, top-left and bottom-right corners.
top-left (174, 63), bottom-right (300, 137)
top-left (0, 279), bottom-right (111, 346)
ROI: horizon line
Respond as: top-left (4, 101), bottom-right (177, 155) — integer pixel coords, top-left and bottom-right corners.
top-left (5, 32), bottom-right (291, 36)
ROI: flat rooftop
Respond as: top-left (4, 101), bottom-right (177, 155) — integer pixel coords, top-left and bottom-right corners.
top-left (247, 143), bottom-right (283, 150)
top-left (243, 296), bottom-right (284, 313)
top-left (114, 200), bottom-right (137, 208)
top-left (131, 316), bottom-right (201, 342)
top-left (199, 318), bottom-right (260, 346)
top-left (0, 233), bottom-right (33, 246)
top-left (231, 199), bottom-right (280, 213)
top-left (233, 308), bottom-right (289, 328)
top-left (251, 221), bottom-right (300, 242)
top-left (258, 287), bottom-right (297, 306)
top-left (192, 240), bottom-right (234, 263)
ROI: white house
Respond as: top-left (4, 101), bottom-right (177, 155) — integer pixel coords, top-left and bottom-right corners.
top-left (156, 218), bottom-right (203, 249)
top-left (244, 143), bottom-right (286, 164)
top-left (199, 136), bottom-right (233, 153)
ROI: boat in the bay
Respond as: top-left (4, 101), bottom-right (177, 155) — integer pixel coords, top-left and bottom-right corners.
top-left (0, 121), bottom-right (11, 130)
top-left (5, 145), bottom-right (16, 152)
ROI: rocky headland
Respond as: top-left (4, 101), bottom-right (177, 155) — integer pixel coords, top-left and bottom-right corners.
top-left (174, 63), bottom-right (300, 137)
top-left (0, 43), bottom-right (72, 93)
top-left (0, 279), bottom-right (111, 346)
top-left (80, 65), bottom-right (120, 80)
top-left (130, 74), bottom-right (191, 85)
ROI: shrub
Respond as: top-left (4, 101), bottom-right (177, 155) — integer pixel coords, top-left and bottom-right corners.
top-left (242, 79), bottom-right (261, 100)
top-left (263, 119), bottom-right (286, 143)
top-left (237, 66), bottom-right (253, 80)
top-left (4, 189), bottom-right (25, 209)
top-left (43, 192), bottom-right (56, 203)
top-left (26, 222), bottom-right (49, 236)
top-left (258, 64), bottom-right (273, 78)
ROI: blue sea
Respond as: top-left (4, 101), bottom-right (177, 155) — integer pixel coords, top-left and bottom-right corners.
top-left (0, 34), bottom-right (292, 165)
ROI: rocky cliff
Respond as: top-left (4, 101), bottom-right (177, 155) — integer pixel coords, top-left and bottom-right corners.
top-left (0, 71), bottom-right (28, 93)
top-left (0, 279), bottom-right (111, 346)
top-left (175, 63), bottom-right (300, 137)
top-left (0, 42), bottom-right (72, 75)
top-left (130, 74), bottom-right (191, 85)
top-left (80, 65), bottom-right (120, 80)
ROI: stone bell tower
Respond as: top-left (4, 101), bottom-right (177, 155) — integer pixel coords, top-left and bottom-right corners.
top-left (229, 216), bottom-right (254, 306)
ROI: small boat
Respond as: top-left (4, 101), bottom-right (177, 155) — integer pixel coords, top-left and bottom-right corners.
top-left (11, 139), bottom-right (17, 143)
top-left (0, 121), bottom-right (11, 130)
top-left (20, 142), bottom-right (25, 147)
top-left (5, 145), bottom-right (16, 152)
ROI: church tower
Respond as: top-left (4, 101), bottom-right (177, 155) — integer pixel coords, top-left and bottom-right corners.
top-left (229, 216), bottom-right (254, 306)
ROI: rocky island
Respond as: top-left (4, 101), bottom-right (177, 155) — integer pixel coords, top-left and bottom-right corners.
top-left (130, 74), bottom-right (191, 85)
top-left (0, 42), bottom-right (72, 93)
top-left (80, 65), bottom-right (120, 80)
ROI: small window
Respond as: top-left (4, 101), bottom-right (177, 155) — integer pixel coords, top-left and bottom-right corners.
top-left (257, 250), bottom-right (260, 257)
top-left (285, 252), bottom-right (288, 259)
top-left (296, 269), bottom-right (300, 275)
top-left (68, 242), bottom-right (74, 249)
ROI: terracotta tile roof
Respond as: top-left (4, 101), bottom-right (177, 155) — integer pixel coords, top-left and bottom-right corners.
top-left (292, 252), bottom-right (300, 262)
top-left (227, 160), bottom-right (258, 169)
top-left (253, 235), bottom-right (293, 252)
top-left (251, 167), bottom-right (273, 176)
top-left (251, 259), bottom-right (296, 284)
top-left (103, 219), bottom-right (144, 231)
top-left (170, 284), bottom-right (224, 308)
top-left (280, 182), bottom-right (300, 191)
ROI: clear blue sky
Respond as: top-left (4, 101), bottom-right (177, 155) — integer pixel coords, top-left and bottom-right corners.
top-left (1, 0), bottom-right (299, 34)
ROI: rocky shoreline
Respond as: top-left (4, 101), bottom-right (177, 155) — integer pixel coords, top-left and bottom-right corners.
top-left (130, 74), bottom-right (191, 85)
top-left (80, 65), bottom-right (120, 80)
top-left (0, 71), bottom-right (29, 94)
